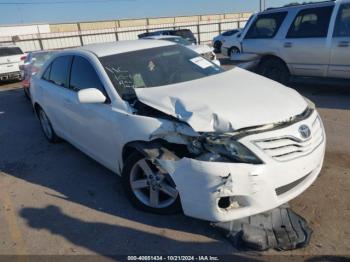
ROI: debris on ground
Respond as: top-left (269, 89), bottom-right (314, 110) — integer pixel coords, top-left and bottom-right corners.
top-left (211, 204), bottom-right (312, 251)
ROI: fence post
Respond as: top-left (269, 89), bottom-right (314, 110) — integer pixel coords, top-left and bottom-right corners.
top-left (197, 24), bottom-right (201, 44)
top-left (38, 37), bottom-right (44, 50)
top-left (219, 22), bottom-right (222, 34)
top-left (146, 18), bottom-right (149, 33)
top-left (114, 21), bottom-right (119, 42)
top-left (77, 22), bottom-right (84, 46)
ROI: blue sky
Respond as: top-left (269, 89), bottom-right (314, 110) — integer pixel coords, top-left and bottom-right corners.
top-left (0, 0), bottom-right (312, 25)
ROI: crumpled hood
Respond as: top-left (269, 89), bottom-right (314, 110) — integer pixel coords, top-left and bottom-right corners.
top-left (187, 44), bottom-right (213, 55)
top-left (135, 67), bottom-right (308, 132)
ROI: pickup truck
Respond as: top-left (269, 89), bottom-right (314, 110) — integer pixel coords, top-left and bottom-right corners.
top-left (0, 45), bottom-right (24, 82)
top-left (230, 0), bottom-right (350, 84)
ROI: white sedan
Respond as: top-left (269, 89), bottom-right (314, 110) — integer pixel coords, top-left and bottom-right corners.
top-left (31, 40), bottom-right (326, 222)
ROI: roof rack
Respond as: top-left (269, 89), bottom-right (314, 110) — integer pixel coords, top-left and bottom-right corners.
top-left (264, 0), bottom-right (335, 12)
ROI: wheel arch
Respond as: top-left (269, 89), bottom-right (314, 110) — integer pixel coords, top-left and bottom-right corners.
top-left (258, 54), bottom-right (291, 73)
top-left (121, 139), bottom-right (185, 165)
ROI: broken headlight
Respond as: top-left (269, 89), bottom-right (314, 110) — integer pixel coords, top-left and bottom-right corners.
top-left (188, 134), bottom-right (263, 164)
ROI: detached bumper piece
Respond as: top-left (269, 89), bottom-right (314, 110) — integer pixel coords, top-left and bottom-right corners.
top-left (211, 205), bottom-right (312, 251)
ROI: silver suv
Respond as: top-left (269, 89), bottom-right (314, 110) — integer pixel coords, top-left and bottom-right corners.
top-left (231, 0), bottom-right (350, 84)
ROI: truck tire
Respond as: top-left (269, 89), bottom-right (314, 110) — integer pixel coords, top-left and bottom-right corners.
top-left (258, 57), bottom-right (290, 86)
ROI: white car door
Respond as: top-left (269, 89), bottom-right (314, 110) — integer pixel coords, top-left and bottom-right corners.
top-left (63, 55), bottom-right (119, 171)
top-left (281, 5), bottom-right (334, 77)
top-left (39, 55), bottom-right (74, 140)
top-left (328, 2), bottom-right (350, 79)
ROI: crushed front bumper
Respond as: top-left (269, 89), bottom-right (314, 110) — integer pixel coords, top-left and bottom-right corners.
top-left (230, 52), bottom-right (261, 70)
top-left (160, 111), bottom-right (326, 222)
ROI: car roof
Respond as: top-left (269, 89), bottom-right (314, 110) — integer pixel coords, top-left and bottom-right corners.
top-left (143, 35), bottom-right (181, 40)
top-left (261, 0), bottom-right (335, 14)
top-left (76, 40), bottom-right (175, 57)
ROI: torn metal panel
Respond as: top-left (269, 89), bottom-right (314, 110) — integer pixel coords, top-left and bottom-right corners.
top-left (212, 205), bottom-right (312, 251)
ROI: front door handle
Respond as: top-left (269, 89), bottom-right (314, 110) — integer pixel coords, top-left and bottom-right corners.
top-left (338, 41), bottom-right (349, 47)
top-left (284, 42), bottom-right (293, 48)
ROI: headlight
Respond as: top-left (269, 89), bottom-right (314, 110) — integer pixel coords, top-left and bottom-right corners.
top-left (188, 134), bottom-right (263, 164)
top-left (303, 96), bottom-right (315, 109)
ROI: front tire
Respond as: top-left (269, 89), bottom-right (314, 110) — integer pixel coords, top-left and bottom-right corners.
top-left (122, 151), bottom-right (181, 214)
top-left (214, 41), bottom-right (222, 53)
top-left (228, 46), bottom-right (240, 57)
top-left (38, 107), bottom-right (59, 143)
top-left (258, 58), bottom-right (290, 85)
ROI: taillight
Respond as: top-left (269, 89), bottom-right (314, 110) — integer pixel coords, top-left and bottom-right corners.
top-left (20, 56), bottom-right (26, 61)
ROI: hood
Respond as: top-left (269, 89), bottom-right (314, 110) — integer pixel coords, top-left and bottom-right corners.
top-left (134, 67), bottom-right (308, 132)
top-left (187, 44), bottom-right (213, 55)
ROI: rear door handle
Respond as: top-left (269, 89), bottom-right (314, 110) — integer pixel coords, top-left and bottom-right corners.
top-left (284, 42), bottom-right (293, 48)
top-left (338, 41), bottom-right (349, 47)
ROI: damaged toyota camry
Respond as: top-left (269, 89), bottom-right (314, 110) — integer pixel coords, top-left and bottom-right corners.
top-left (30, 40), bottom-right (326, 222)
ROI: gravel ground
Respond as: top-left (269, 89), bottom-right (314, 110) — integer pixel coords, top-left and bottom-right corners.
top-left (0, 61), bottom-right (349, 261)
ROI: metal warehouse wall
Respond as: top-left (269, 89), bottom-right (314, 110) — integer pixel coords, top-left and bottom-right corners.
top-left (0, 12), bottom-right (252, 52)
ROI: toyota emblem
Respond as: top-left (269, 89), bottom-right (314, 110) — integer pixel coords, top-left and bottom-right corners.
top-left (299, 125), bottom-right (311, 139)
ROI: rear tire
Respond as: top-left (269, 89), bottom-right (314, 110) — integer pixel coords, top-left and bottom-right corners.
top-left (258, 58), bottom-right (290, 85)
top-left (122, 151), bottom-right (182, 215)
top-left (37, 107), bottom-right (59, 143)
top-left (23, 88), bottom-right (30, 100)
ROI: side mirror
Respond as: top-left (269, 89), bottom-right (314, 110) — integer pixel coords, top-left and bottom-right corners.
top-left (77, 88), bottom-right (106, 104)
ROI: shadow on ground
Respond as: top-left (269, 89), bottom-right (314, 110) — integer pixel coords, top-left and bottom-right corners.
top-left (0, 89), bottom-right (236, 256)
top-left (19, 205), bottom-right (263, 261)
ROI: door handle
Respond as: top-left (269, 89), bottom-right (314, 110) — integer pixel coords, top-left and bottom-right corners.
top-left (338, 41), bottom-right (349, 47)
top-left (284, 42), bottom-right (293, 48)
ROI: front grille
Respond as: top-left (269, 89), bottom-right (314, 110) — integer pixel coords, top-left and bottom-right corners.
top-left (275, 173), bottom-right (310, 196)
top-left (254, 116), bottom-right (324, 162)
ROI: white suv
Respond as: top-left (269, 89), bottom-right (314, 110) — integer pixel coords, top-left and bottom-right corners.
top-left (0, 45), bottom-right (24, 82)
top-left (231, 0), bottom-right (350, 83)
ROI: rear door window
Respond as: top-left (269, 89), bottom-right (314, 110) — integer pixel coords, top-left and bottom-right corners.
top-left (245, 12), bottom-right (287, 39)
top-left (0, 47), bottom-right (23, 57)
top-left (287, 6), bottom-right (334, 38)
top-left (334, 4), bottom-right (350, 37)
top-left (49, 55), bottom-right (72, 88)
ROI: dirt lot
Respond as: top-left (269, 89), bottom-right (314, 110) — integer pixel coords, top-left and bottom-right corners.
top-left (0, 62), bottom-right (349, 260)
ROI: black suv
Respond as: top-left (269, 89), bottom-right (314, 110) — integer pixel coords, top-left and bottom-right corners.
top-left (138, 29), bottom-right (197, 44)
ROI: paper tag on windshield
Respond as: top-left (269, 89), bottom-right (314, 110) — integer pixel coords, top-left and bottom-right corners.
top-left (190, 57), bottom-right (212, 69)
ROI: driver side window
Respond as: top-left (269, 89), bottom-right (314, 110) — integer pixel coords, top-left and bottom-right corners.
top-left (69, 56), bottom-right (104, 92)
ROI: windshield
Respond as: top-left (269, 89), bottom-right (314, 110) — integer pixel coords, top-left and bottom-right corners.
top-left (100, 45), bottom-right (223, 99)
top-left (162, 37), bottom-right (191, 46)
top-left (0, 47), bottom-right (23, 57)
top-left (32, 52), bottom-right (55, 67)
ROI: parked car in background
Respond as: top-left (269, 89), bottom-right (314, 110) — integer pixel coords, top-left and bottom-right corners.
top-left (0, 45), bottom-right (25, 82)
top-left (142, 35), bottom-right (220, 65)
top-left (22, 51), bottom-right (55, 98)
top-left (138, 29), bottom-right (197, 44)
top-left (212, 29), bottom-right (241, 53)
top-left (231, 0), bottom-right (350, 84)
top-left (30, 40), bottom-right (325, 222)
